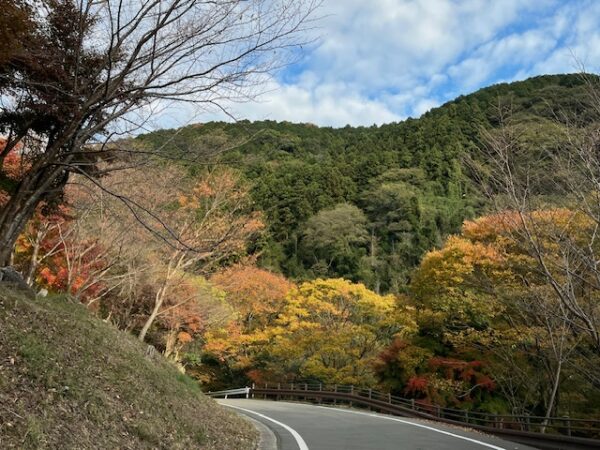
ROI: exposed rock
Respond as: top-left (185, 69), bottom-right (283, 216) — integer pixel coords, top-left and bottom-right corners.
top-left (0, 266), bottom-right (35, 297)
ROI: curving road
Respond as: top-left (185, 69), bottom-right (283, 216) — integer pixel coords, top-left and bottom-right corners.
top-left (219, 399), bottom-right (537, 450)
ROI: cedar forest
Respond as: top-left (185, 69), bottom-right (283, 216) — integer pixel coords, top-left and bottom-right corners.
top-left (3, 59), bottom-right (600, 425)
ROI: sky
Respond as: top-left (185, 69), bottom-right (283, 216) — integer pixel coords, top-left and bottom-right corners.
top-left (159, 0), bottom-right (600, 129)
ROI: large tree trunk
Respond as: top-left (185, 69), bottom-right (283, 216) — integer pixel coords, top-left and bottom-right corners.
top-left (0, 190), bottom-right (39, 266)
top-left (0, 159), bottom-right (70, 267)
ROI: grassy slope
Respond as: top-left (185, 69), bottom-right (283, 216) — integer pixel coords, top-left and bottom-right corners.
top-left (0, 288), bottom-right (257, 449)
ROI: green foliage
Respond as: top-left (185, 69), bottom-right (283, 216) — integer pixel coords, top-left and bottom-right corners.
top-left (138, 74), bottom-right (593, 293)
top-left (300, 203), bottom-right (369, 279)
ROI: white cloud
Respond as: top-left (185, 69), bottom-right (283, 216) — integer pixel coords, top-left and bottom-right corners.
top-left (153, 76), bottom-right (401, 128)
top-left (224, 78), bottom-right (402, 126)
top-left (413, 98), bottom-right (440, 116)
top-left (152, 0), bottom-right (600, 128)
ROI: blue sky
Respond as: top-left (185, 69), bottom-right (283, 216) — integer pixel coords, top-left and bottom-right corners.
top-left (162, 0), bottom-right (600, 128)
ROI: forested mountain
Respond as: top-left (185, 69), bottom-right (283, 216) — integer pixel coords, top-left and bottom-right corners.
top-left (6, 73), bottom-right (600, 424)
top-left (139, 74), bottom-right (597, 293)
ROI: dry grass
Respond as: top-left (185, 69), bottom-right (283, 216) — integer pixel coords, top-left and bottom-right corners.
top-left (0, 287), bottom-right (257, 449)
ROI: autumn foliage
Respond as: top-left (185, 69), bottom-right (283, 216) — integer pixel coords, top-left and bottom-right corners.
top-left (374, 207), bottom-right (600, 416)
top-left (5, 142), bottom-right (600, 419)
top-left (0, 138), bottom-right (28, 206)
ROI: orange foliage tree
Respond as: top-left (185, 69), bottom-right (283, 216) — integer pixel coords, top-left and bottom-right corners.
top-left (3, 140), bottom-right (112, 301)
top-left (0, 138), bottom-right (29, 207)
top-left (199, 266), bottom-right (293, 388)
top-left (211, 265), bottom-right (293, 330)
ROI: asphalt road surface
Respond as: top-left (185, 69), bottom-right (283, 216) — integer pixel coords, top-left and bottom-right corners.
top-left (219, 399), bottom-right (538, 450)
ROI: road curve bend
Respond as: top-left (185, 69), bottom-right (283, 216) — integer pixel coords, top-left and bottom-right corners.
top-left (219, 399), bottom-right (537, 450)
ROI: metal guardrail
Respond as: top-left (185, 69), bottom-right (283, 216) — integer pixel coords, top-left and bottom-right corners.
top-left (215, 382), bottom-right (600, 450)
top-left (206, 387), bottom-right (251, 399)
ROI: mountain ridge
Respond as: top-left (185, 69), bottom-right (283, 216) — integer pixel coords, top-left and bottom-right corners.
top-left (137, 73), bottom-right (598, 293)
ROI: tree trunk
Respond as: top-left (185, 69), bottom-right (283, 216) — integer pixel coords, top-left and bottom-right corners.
top-left (138, 286), bottom-right (167, 342)
top-left (540, 360), bottom-right (562, 433)
top-left (0, 161), bottom-right (69, 267)
top-left (25, 228), bottom-right (44, 285)
top-left (0, 193), bottom-right (38, 266)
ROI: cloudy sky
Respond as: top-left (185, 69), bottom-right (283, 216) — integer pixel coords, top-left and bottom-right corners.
top-left (161, 0), bottom-right (600, 129)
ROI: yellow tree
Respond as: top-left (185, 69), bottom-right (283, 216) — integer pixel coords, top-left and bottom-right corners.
top-left (462, 209), bottom-right (596, 422)
top-left (411, 235), bottom-right (509, 335)
top-left (264, 278), bottom-right (416, 386)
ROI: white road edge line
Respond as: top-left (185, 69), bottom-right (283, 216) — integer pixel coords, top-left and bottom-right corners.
top-left (224, 404), bottom-right (310, 450)
top-left (313, 405), bottom-right (507, 450)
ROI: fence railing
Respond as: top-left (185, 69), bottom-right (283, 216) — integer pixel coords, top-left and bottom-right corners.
top-left (241, 382), bottom-right (600, 450)
top-left (206, 387), bottom-right (251, 399)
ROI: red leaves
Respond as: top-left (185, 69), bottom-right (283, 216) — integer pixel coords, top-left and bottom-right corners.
top-left (39, 267), bottom-right (57, 286)
top-left (405, 376), bottom-right (428, 394)
top-left (478, 375), bottom-right (495, 391)
top-left (427, 357), bottom-right (495, 393)
top-left (377, 339), bottom-right (409, 365)
top-left (0, 139), bottom-right (29, 206)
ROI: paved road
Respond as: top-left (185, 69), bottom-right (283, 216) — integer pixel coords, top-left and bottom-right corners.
top-left (219, 399), bottom-right (537, 450)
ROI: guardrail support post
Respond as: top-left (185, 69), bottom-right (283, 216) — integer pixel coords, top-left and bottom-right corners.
top-left (464, 410), bottom-right (468, 423)
top-left (388, 393), bottom-right (391, 404)
top-left (252, 383), bottom-right (255, 399)
top-left (564, 416), bottom-right (571, 436)
top-left (410, 399), bottom-right (415, 410)
top-left (436, 405), bottom-right (441, 418)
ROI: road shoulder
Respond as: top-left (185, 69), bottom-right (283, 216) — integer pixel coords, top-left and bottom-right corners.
top-left (242, 414), bottom-right (278, 450)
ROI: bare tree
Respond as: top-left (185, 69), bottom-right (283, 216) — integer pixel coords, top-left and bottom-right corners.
top-left (471, 76), bottom-right (600, 356)
top-left (0, 0), bottom-right (319, 266)
top-left (136, 167), bottom-right (263, 341)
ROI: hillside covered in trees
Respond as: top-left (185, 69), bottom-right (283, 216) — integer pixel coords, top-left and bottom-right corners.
top-left (139, 74), bottom-right (598, 293)
top-left (4, 73), bottom-right (600, 434)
